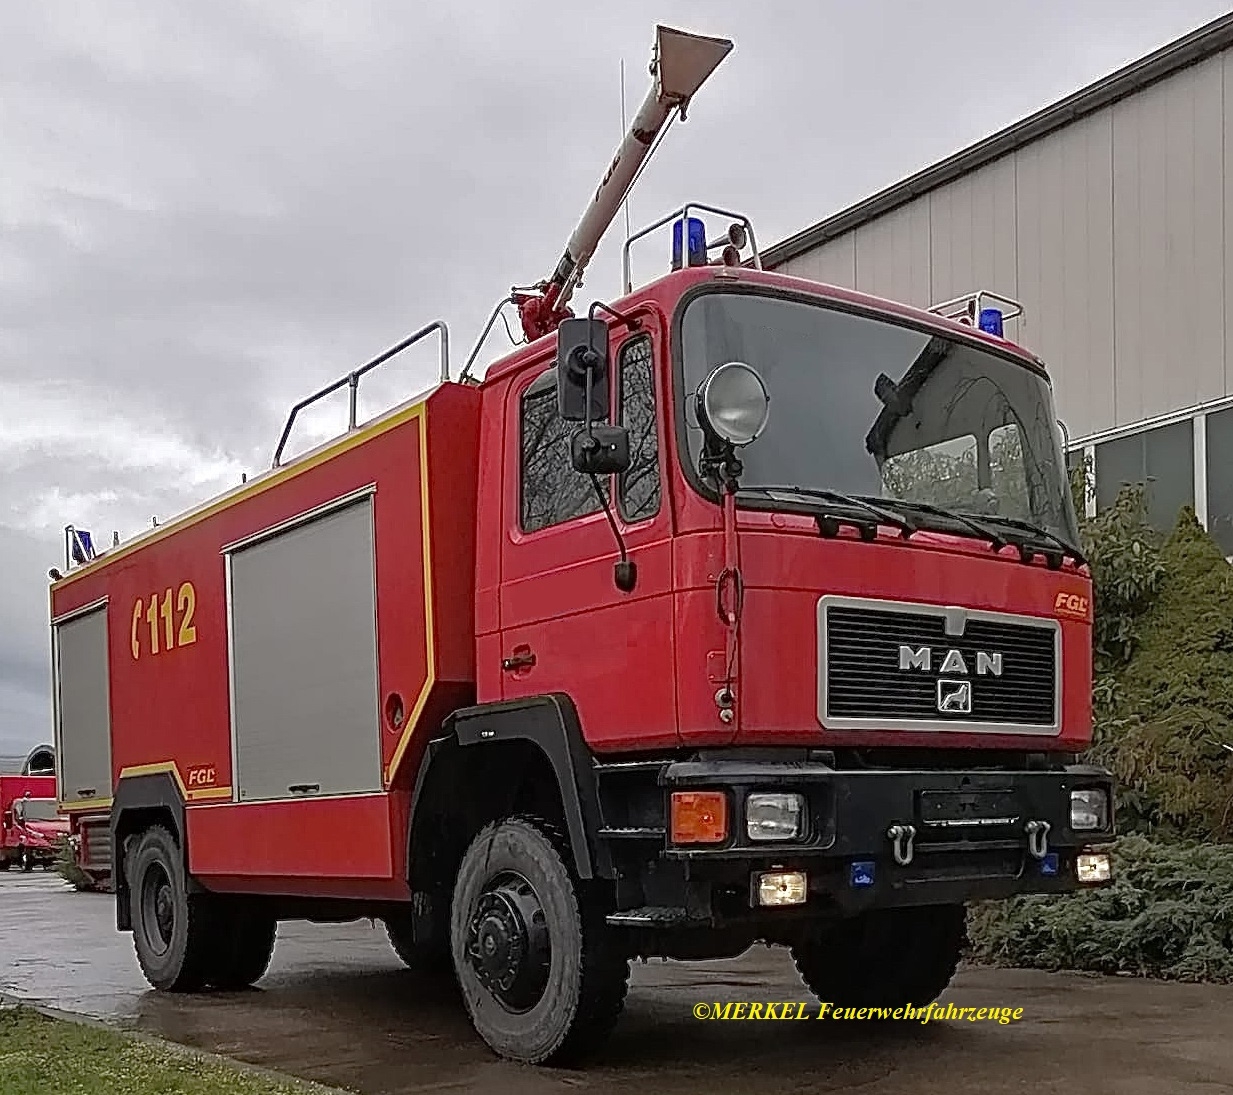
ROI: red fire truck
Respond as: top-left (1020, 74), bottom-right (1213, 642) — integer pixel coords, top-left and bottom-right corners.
top-left (1, 773), bottom-right (64, 872)
top-left (49, 25), bottom-right (1113, 1065)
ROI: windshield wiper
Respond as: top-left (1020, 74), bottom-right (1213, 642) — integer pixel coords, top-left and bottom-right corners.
top-left (849, 496), bottom-right (1009, 552)
top-left (955, 512), bottom-right (1086, 567)
top-left (741, 486), bottom-right (918, 539)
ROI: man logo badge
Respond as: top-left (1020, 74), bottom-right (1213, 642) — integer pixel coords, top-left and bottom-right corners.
top-left (937, 679), bottom-right (972, 714)
top-left (898, 645), bottom-right (1003, 676)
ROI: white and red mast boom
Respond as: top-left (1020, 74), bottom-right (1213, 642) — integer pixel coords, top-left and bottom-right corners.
top-left (516, 25), bottom-right (733, 341)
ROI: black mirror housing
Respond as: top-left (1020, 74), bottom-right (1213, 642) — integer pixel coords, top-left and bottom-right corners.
top-left (571, 424), bottom-right (630, 476)
top-left (556, 317), bottom-right (610, 422)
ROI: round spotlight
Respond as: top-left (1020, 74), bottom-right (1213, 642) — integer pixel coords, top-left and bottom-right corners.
top-left (727, 222), bottom-right (748, 250)
top-left (697, 361), bottom-right (770, 446)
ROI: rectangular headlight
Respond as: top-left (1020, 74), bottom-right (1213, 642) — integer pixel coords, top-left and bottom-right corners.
top-left (746, 792), bottom-right (804, 841)
top-left (1070, 789), bottom-right (1109, 831)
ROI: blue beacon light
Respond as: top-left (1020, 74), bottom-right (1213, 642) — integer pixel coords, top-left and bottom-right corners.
top-left (672, 216), bottom-right (708, 270)
top-left (71, 530), bottom-right (95, 566)
top-left (978, 307), bottom-right (1004, 337)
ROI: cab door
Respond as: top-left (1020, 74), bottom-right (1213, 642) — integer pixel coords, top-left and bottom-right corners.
top-left (497, 312), bottom-right (677, 751)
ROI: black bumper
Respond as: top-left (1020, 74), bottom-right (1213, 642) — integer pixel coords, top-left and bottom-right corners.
top-left (603, 757), bottom-right (1115, 922)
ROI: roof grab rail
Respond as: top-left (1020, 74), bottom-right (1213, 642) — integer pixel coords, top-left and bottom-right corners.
top-left (622, 201), bottom-right (760, 293)
top-left (460, 294), bottom-right (523, 385)
top-left (929, 290), bottom-right (1024, 328)
top-left (272, 320), bottom-right (450, 468)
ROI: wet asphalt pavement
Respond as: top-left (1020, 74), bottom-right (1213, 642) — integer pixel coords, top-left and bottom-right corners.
top-left (2, 872), bottom-right (1232, 1094)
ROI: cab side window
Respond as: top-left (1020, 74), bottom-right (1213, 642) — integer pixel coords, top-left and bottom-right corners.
top-left (618, 335), bottom-right (661, 522)
top-left (520, 369), bottom-right (607, 532)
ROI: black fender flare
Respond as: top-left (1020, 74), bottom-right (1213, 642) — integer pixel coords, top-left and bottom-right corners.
top-left (111, 771), bottom-right (203, 930)
top-left (409, 693), bottom-right (612, 880)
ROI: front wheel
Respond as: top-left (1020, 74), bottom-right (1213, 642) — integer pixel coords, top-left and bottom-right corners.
top-left (20, 847), bottom-right (34, 873)
top-left (792, 904), bottom-right (966, 1010)
top-left (451, 816), bottom-right (629, 1065)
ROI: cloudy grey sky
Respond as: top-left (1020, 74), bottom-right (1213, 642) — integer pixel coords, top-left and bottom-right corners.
top-left (1, 0), bottom-right (1228, 754)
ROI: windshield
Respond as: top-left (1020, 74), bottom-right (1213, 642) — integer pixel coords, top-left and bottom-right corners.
top-left (16, 799), bottom-right (59, 823)
top-left (678, 290), bottom-right (1079, 547)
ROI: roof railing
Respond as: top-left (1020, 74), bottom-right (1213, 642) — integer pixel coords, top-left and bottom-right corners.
top-left (929, 290), bottom-right (1023, 329)
top-left (272, 320), bottom-right (450, 468)
top-left (622, 202), bottom-right (761, 294)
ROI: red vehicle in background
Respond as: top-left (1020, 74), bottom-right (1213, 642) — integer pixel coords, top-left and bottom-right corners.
top-left (48, 25), bottom-right (1114, 1066)
top-left (0, 775), bottom-right (66, 872)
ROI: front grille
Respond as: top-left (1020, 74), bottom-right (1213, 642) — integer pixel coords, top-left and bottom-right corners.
top-left (821, 601), bottom-right (1057, 730)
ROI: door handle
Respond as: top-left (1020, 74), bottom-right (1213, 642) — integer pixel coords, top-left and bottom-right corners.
top-left (502, 649), bottom-right (537, 672)
top-left (288, 783), bottom-right (320, 795)
top-left (75, 788), bottom-right (96, 798)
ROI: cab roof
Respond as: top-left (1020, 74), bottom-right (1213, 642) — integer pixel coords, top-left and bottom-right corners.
top-left (478, 264), bottom-right (1048, 386)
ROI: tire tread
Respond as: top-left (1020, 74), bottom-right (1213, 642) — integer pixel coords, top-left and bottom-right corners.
top-left (127, 824), bottom-right (216, 993)
top-left (792, 904), bottom-right (965, 1010)
top-left (453, 813), bottom-right (629, 1065)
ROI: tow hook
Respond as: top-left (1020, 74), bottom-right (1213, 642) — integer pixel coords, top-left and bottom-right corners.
top-left (887, 823), bottom-right (917, 866)
top-left (1024, 819), bottom-right (1051, 860)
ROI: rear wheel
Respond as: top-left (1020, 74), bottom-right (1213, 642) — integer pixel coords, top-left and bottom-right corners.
top-left (451, 816), bottom-right (629, 1065)
top-left (792, 904), bottom-right (966, 1010)
top-left (385, 900), bottom-right (451, 975)
top-left (209, 904), bottom-right (277, 990)
top-left (127, 825), bottom-right (217, 992)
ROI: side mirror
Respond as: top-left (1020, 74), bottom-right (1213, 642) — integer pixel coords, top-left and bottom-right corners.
top-left (571, 424), bottom-right (631, 476)
top-left (1, 810), bottom-right (11, 828)
top-left (556, 317), bottom-right (611, 422)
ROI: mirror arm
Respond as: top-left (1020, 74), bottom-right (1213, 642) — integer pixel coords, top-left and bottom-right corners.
top-left (580, 353), bottom-right (637, 594)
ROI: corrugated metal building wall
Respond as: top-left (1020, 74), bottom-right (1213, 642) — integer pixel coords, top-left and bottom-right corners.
top-left (762, 13), bottom-right (1233, 550)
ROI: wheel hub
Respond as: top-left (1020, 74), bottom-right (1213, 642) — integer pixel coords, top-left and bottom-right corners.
top-left (466, 873), bottom-right (550, 1011)
top-left (140, 864), bottom-right (175, 955)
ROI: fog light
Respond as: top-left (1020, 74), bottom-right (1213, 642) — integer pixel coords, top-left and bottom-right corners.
top-left (756, 870), bottom-right (807, 906)
top-left (746, 792), bottom-right (804, 841)
top-left (1070, 789), bottom-right (1109, 831)
top-left (1076, 852), bottom-right (1111, 884)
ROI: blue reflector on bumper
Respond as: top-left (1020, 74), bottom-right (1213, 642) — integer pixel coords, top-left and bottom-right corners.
top-left (850, 860), bottom-right (876, 887)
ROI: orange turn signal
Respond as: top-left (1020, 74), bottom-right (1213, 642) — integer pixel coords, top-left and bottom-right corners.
top-left (670, 791), bottom-right (729, 844)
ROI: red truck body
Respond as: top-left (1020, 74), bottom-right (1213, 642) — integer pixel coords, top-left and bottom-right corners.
top-left (0, 775), bottom-right (65, 871)
top-left (45, 24), bottom-right (1113, 1066)
top-left (50, 266), bottom-right (1100, 885)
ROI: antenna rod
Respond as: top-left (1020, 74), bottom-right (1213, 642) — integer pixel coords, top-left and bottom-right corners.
top-left (620, 58), bottom-right (631, 241)
top-left (516, 24), bottom-right (733, 342)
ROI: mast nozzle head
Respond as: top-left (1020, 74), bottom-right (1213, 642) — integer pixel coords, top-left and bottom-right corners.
top-left (653, 25), bottom-right (733, 109)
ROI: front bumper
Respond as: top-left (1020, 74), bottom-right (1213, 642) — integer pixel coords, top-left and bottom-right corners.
top-left (611, 758), bottom-right (1115, 922)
